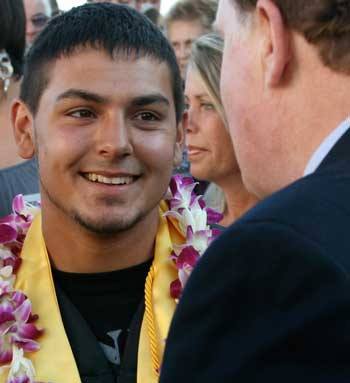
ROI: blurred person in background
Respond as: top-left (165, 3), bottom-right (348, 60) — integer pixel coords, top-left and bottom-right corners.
top-left (139, 0), bottom-right (161, 12)
top-left (184, 33), bottom-right (258, 225)
top-left (88, 0), bottom-right (162, 24)
top-left (0, 0), bottom-right (39, 216)
top-left (24, 0), bottom-right (53, 47)
top-left (141, 1), bottom-right (162, 26)
top-left (88, 0), bottom-right (139, 9)
top-left (165, 0), bottom-right (217, 80)
top-left (49, 0), bottom-right (60, 16)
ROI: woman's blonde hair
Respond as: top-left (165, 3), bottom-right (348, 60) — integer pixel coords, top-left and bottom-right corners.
top-left (188, 33), bottom-right (227, 127)
top-left (188, 33), bottom-right (228, 213)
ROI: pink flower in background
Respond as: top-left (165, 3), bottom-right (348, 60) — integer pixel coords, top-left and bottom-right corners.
top-left (0, 195), bottom-right (42, 382)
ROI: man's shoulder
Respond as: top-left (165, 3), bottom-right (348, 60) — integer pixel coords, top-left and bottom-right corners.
top-left (243, 170), bottom-right (350, 224)
top-left (206, 170), bottom-right (350, 272)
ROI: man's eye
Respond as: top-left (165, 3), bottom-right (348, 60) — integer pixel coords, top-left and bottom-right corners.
top-left (68, 109), bottom-right (95, 119)
top-left (135, 112), bottom-right (159, 121)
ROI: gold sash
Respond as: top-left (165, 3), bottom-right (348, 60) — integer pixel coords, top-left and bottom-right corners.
top-left (0, 201), bottom-right (183, 383)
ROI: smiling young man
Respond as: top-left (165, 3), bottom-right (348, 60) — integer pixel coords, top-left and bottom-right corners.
top-left (3, 3), bottom-right (184, 382)
top-left (160, 0), bottom-right (350, 382)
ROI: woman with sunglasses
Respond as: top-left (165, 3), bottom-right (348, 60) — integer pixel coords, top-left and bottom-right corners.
top-left (184, 33), bottom-right (258, 226)
top-left (0, 0), bottom-right (40, 216)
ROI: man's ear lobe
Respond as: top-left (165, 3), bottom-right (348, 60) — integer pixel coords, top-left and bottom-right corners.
top-left (11, 100), bottom-right (36, 159)
top-left (173, 120), bottom-right (185, 167)
top-left (257, 0), bottom-right (291, 87)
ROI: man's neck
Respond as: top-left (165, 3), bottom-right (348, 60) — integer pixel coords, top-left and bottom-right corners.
top-left (42, 206), bottom-right (160, 273)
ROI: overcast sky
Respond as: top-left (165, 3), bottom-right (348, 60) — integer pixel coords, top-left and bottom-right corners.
top-left (57, 0), bottom-right (176, 14)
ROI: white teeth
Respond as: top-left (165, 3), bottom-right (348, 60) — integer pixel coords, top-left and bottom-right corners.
top-left (85, 173), bottom-right (134, 185)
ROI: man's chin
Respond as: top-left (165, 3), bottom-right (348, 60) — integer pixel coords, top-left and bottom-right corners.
top-left (72, 213), bottom-right (138, 235)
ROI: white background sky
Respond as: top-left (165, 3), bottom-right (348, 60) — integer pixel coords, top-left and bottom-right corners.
top-left (57, 0), bottom-right (176, 15)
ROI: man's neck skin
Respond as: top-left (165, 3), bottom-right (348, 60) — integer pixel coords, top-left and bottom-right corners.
top-left (41, 204), bottom-right (159, 273)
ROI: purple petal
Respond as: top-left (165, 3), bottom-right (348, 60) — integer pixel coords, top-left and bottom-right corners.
top-left (0, 214), bottom-right (16, 225)
top-left (0, 224), bottom-right (17, 244)
top-left (206, 208), bottom-right (223, 225)
top-left (12, 195), bottom-right (25, 215)
top-left (14, 299), bottom-right (31, 323)
top-left (8, 377), bottom-right (31, 383)
top-left (178, 268), bottom-right (191, 287)
top-left (0, 305), bottom-right (15, 325)
top-left (17, 323), bottom-right (43, 340)
top-left (169, 175), bottom-right (181, 195)
top-left (181, 176), bottom-right (195, 187)
top-left (14, 338), bottom-right (40, 352)
top-left (4, 256), bottom-right (21, 273)
top-left (177, 246), bottom-right (200, 269)
top-left (186, 226), bottom-right (194, 241)
top-left (11, 292), bottom-right (27, 308)
top-left (198, 197), bottom-right (206, 209)
top-left (170, 279), bottom-right (182, 299)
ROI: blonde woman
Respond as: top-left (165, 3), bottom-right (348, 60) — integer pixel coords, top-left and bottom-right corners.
top-left (184, 33), bottom-right (258, 226)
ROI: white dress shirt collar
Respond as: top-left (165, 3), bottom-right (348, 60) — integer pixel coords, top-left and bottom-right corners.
top-left (303, 117), bottom-right (350, 176)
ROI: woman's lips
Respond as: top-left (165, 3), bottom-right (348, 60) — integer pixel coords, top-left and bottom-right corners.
top-left (187, 146), bottom-right (207, 158)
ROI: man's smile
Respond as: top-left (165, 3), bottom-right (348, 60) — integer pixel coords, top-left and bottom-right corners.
top-left (83, 173), bottom-right (136, 186)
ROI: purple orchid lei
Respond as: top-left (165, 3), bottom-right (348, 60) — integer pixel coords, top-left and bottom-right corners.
top-left (0, 195), bottom-right (42, 383)
top-left (164, 175), bottom-right (223, 301)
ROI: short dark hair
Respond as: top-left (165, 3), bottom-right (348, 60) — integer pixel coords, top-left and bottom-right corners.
top-left (0, 0), bottom-right (25, 77)
top-left (20, 3), bottom-right (184, 122)
top-left (232, 0), bottom-right (350, 74)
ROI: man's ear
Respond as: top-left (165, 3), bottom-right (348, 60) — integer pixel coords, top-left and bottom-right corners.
top-left (256, 0), bottom-right (291, 87)
top-left (173, 119), bottom-right (185, 167)
top-left (11, 100), bottom-right (36, 159)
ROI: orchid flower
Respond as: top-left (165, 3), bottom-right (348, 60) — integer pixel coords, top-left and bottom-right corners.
top-left (0, 195), bottom-right (42, 382)
top-left (165, 175), bottom-right (223, 300)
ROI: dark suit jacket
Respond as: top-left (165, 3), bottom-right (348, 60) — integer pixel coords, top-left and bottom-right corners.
top-left (160, 129), bottom-right (350, 382)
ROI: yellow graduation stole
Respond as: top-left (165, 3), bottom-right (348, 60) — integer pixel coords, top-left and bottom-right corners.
top-left (1, 201), bottom-right (182, 382)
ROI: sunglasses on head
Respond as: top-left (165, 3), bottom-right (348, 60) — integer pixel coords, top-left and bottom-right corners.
top-left (30, 13), bottom-right (50, 28)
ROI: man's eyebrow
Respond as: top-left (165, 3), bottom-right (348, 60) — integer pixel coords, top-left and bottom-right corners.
top-left (130, 94), bottom-right (170, 108)
top-left (56, 89), bottom-right (110, 104)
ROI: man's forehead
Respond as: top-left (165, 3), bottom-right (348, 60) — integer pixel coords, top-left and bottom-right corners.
top-left (39, 49), bottom-right (173, 103)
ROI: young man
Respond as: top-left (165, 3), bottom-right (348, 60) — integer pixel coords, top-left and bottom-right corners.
top-left (2, 3), bottom-right (185, 382)
top-left (161, 0), bottom-right (350, 382)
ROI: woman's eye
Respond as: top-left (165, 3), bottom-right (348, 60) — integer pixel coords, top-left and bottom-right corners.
top-left (201, 103), bottom-right (214, 111)
top-left (68, 109), bottom-right (95, 119)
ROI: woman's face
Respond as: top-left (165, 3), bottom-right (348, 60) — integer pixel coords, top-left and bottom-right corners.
top-left (184, 67), bottom-right (239, 183)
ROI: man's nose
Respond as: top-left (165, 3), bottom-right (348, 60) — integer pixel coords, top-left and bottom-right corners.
top-left (95, 116), bottom-right (133, 158)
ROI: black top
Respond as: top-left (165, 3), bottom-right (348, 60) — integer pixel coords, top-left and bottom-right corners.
top-left (53, 259), bottom-right (152, 382)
